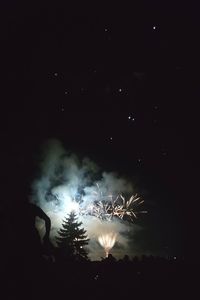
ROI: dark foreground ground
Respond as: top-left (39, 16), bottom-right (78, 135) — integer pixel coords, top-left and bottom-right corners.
top-left (2, 255), bottom-right (199, 300)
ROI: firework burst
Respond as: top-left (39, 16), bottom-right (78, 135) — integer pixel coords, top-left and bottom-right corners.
top-left (82, 193), bottom-right (147, 222)
top-left (98, 232), bottom-right (117, 257)
top-left (111, 194), bottom-right (147, 221)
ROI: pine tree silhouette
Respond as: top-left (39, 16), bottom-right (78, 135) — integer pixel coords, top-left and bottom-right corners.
top-left (56, 211), bottom-right (89, 261)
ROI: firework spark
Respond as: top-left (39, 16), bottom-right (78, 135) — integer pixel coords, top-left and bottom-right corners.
top-left (111, 194), bottom-right (147, 221)
top-left (98, 232), bottom-right (117, 257)
top-left (81, 193), bottom-right (147, 222)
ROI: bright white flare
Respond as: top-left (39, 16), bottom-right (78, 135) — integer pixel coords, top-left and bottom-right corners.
top-left (67, 200), bottom-right (80, 213)
top-left (98, 232), bottom-right (117, 257)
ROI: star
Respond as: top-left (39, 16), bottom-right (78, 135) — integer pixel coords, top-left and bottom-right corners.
top-left (153, 26), bottom-right (156, 30)
top-left (64, 91), bottom-right (68, 95)
top-left (54, 72), bottom-right (58, 77)
top-left (118, 88), bottom-right (122, 92)
top-left (128, 115), bottom-right (135, 121)
top-left (110, 137), bottom-right (113, 141)
top-left (61, 107), bottom-right (65, 112)
top-left (104, 28), bottom-right (108, 32)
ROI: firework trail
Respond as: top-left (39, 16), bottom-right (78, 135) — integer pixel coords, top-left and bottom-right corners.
top-left (79, 185), bottom-right (147, 222)
top-left (98, 232), bottom-right (117, 257)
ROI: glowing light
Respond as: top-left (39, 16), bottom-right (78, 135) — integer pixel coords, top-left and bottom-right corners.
top-left (98, 232), bottom-right (117, 257)
top-left (79, 188), bottom-right (147, 222)
top-left (128, 115), bottom-right (135, 121)
top-left (68, 201), bottom-right (80, 213)
top-left (61, 193), bottom-right (80, 214)
top-left (110, 194), bottom-right (147, 221)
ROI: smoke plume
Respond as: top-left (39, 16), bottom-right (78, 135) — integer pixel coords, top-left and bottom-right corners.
top-left (31, 139), bottom-right (142, 260)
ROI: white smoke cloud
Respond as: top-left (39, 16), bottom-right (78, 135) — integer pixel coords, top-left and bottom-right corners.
top-left (31, 139), bottom-right (142, 260)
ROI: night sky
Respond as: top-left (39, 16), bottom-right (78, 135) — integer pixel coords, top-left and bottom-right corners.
top-left (1, 2), bottom-right (199, 259)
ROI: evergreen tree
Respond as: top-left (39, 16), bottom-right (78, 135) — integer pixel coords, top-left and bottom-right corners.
top-left (56, 211), bottom-right (89, 261)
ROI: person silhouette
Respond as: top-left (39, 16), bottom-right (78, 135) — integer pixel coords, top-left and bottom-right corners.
top-left (23, 202), bottom-right (51, 257)
top-left (3, 189), bottom-right (52, 298)
top-left (9, 197), bottom-right (52, 262)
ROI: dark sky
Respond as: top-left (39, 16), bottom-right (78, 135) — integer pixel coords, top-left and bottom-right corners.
top-left (1, 1), bottom-right (199, 258)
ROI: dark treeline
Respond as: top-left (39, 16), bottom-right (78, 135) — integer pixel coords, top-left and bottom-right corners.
top-left (1, 199), bottom-right (198, 299)
top-left (2, 251), bottom-right (198, 300)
